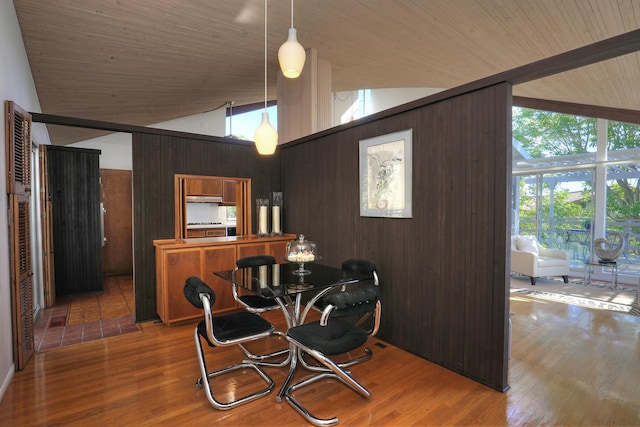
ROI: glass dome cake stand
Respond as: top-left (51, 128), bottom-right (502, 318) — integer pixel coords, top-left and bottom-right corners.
top-left (284, 257), bottom-right (323, 276)
top-left (285, 234), bottom-right (320, 275)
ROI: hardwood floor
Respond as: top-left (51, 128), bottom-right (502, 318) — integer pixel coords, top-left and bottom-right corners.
top-left (1, 295), bottom-right (640, 426)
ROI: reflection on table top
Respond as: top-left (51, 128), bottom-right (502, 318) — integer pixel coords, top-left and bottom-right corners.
top-left (214, 262), bottom-right (371, 299)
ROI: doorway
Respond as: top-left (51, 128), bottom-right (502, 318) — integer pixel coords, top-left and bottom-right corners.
top-left (30, 143), bottom-right (44, 320)
top-left (33, 165), bottom-right (136, 351)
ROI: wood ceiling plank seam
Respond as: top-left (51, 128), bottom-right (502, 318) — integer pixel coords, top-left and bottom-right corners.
top-left (583, 0), bottom-right (618, 40)
top-left (594, 0), bottom-right (636, 35)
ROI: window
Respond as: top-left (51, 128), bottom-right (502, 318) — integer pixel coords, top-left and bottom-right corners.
top-left (226, 105), bottom-right (277, 141)
top-left (512, 108), bottom-right (640, 282)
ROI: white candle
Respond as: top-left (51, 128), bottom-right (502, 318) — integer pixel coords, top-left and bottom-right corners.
top-left (259, 205), bottom-right (268, 234)
top-left (272, 263), bottom-right (280, 286)
top-left (272, 205), bottom-right (281, 233)
top-left (259, 265), bottom-right (267, 288)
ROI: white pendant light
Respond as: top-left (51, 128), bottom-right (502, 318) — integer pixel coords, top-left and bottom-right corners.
top-left (254, 0), bottom-right (277, 155)
top-left (278, 0), bottom-right (306, 79)
top-left (254, 111), bottom-right (277, 154)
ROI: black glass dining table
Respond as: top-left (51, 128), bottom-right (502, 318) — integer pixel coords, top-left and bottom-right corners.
top-left (214, 261), bottom-right (372, 401)
top-left (214, 261), bottom-right (371, 327)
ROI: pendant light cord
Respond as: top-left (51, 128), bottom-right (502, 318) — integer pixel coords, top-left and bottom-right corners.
top-left (264, 0), bottom-right (268, 111)
top-left (290, 0), bottom-right (294, 28)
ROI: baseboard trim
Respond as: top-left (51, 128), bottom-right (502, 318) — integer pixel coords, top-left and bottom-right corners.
top-left (0, 363), bottom-right (15, 402)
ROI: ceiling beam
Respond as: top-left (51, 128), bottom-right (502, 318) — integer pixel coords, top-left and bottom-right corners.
top-left (30, 112), bottom-right (253, 146)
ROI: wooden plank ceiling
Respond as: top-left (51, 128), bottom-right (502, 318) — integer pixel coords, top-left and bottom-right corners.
top-left (12, 0), bottom-right (640, 145)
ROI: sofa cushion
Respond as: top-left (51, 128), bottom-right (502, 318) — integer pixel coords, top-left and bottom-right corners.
top-left (516, 236), bottom-right (539, 254)
top-left (537, 256), bottom-right (567, 268)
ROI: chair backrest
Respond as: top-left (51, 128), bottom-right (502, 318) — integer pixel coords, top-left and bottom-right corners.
top-left (321, 284), bottom-right (381, 336)
top-left (341, 258), bottom-right (379, 286)
top-left (236, 255), bottom-right (276, 268)
top-left (232, 255), bottom-right (282, 306)
top-left (513, 235), bottom-right (541, 253)
top-left (184, 275), bottom-right (216, 309)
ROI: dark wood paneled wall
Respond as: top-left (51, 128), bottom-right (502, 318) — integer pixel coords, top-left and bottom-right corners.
top-left (131, 134), bottom-right (280, 322)
top-left (45, 146), bottom-right (103, 295)
top-left (280, 83), bottom-right (512, 390)
top-left (131, 83), bottom-right (511, 391)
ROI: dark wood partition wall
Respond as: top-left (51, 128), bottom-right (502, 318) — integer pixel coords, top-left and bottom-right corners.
top-left (280, 83), bottom-right (512, 390)
top-left (131, 84), bottom-right (511, 391)
top-left (131, 133), bottom-right (280, 322)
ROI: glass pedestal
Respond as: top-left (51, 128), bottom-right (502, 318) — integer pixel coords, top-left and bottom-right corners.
top-left (583, 260), bottom-right (618, 289)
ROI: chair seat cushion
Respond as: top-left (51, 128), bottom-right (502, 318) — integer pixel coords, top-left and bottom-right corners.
top-left (537, 256), bottom-right (567, 268)
top-left (287, 319), bottom-right (368, 355)
top-left (239, 295), bottom-right (280, 310)
top-left (198, 312), bottom-right (273, 347)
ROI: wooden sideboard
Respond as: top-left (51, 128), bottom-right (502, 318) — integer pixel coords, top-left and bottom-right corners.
top-left (154, 234), bottom-right (294, 324)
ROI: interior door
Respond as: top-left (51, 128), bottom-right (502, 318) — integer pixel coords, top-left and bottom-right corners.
top-left (46, 146), bottom-right (103, 295)
top-left (9, 194), bottom-right (34, 369)
top-left (5, 100), bottom-right (34, 370)
top-left (100, 169), bottom-right (133, 275)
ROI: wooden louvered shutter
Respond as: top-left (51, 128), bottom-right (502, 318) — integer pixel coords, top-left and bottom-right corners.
top-left (10, 194), bottom-right (34, 369)
top-left (5, 100), bottom-right (32, 194)
top-left (5, 100), bottom-right (34, 370)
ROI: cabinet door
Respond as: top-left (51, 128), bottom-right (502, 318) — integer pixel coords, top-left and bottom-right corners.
top-left (222, 180), bottom-right (237, 204)
top-left (202, 178), bottom-right (222, 196)
top-left (268, 241), bottom-right (289, 262)
top-left (206, 228), bottom-right (226, 237)
top-left (201, 246), bottom-right (237, 313)
top-left (186, 229), bottom-right (206, 238)
top-left (237, 242), bottom-right (268, 259)
top-left (237, 241), bottom-right (288, 263)
top-left (185, 178), bottom-right (203, 196)
top-left (165, 248), bottom-right (202, 322)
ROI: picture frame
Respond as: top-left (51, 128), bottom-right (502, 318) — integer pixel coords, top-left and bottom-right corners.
top-left (359, 129), bottom-right (412, 218)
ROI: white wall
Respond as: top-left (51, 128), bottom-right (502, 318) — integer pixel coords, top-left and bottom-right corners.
top-left (369, 87), bottom-right (443, 112)
top-left (333, 88), bottom-right (443, 126)
top-left (0, 0), bottom-right (51, 401)
top-left (70, 109), bottom-right (227, 170)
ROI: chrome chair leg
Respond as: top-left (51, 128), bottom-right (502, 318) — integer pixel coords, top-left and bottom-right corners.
top-left (275, 344), bottom-right (299, 403)
top-left (285, 367), bottom-right (370, 426)
top-left (299, 347), bottom-right (372, 372)
top-left (285, 373), bottom-right (340, 427)
top-left (238, 330), bottom-right (292, 367)
top-left (194, 328), bottom-right (275, 410)
top-left (283, 337), bottom-right (371, 425)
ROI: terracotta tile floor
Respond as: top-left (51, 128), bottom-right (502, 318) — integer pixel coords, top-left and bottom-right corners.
top-left (34, 274), bottom-right (140, 352)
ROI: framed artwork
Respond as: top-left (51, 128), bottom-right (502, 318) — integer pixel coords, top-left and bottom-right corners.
top-left (359, 129), bottom-right (412, 218)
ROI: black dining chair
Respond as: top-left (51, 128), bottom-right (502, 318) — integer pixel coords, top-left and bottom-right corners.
top-left (231, 255), bottom-right (290, 366)
top-left (183, 276), bottom-right (275, 410)
top-left (305, 258), bottom-right (379, 326)
top-left (284, 283), bottom-right (382, 426)
top-left (233, 255), bottom-right (283, 313)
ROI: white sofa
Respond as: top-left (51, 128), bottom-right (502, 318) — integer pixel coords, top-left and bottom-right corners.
top-left (511, 235), bottom-right (570, 286)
